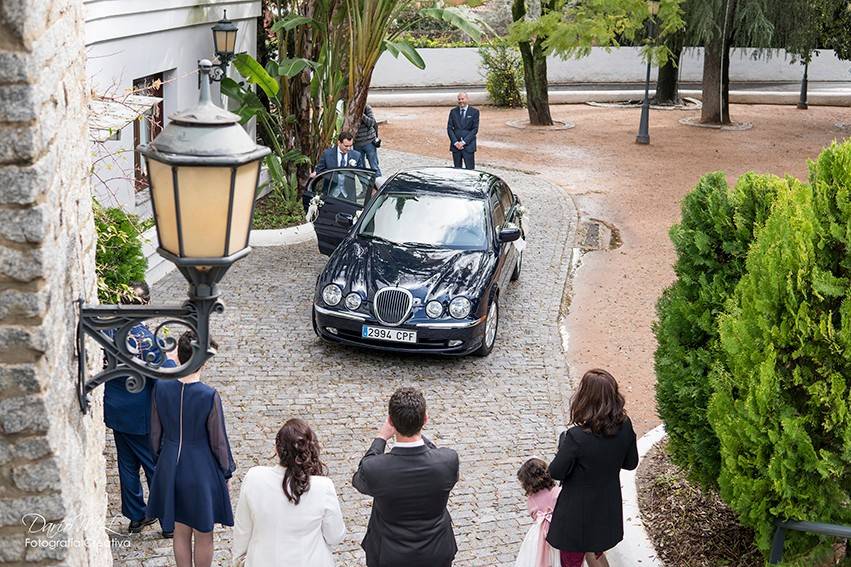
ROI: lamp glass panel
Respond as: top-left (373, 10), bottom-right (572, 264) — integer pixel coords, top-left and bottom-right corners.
top-left (214, 30), bottom-right (228, 54)
top-left (147, 160), bottom-right (180, 256)
top-left (227, 161), bottom-right (261, 254)
top-left (176, 166), bottom-right (232, 257)
top-left (226, 30), bottom-right (237, 54)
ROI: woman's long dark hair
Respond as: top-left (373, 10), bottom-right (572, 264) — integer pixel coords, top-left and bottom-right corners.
top-left (275, 419), bottom-right (328, 505)
top-left (569, 369), bottom-right (627, 436)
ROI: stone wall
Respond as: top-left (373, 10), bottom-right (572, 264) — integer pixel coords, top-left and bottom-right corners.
top-left (0, 0), bottom-right (110, 565)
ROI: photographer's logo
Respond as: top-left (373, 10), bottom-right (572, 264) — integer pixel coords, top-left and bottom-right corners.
top-left (22, 513), bottom-right (131, 550)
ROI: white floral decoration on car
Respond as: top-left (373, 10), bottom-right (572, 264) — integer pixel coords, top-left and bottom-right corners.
top-left (306, 194), bottom-right (324, 223)
top-left (348, 158), bottom-right (357, 167)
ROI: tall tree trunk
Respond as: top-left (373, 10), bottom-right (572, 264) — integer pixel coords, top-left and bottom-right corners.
top-left (344, 69), bottom-right (375, 135)
top-left (700, 0), bottom-right (736, 125)
top-left (512, 0), bottom-right (553, 126)
top-left (653, 47), bottom-right (681, 105)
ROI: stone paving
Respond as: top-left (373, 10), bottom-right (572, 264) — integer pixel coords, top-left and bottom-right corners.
top-left (105, 149), bottom-right (578, 566)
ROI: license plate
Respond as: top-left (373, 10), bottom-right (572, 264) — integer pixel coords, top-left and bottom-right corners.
top-left (362, 325), bottom-right (417, 343)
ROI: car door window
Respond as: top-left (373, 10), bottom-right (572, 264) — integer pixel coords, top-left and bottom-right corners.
top-left (498, 182), bottom-right (514, 214)
top-left (319, 170), bottom-right (373, 207)
top-left (490, 188), bottom-right (505, 230)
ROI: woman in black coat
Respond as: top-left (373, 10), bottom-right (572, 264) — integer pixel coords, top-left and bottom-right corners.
top-left (547, 369), bottom-right (639, 567)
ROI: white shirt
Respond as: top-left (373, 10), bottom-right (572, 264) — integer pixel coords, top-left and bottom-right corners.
top-left (393, 439), bottom-right (425, 448)
top-left (232, 466), bottom-right (346, 567)
top-left (336, 148), bottom-right (347, 168)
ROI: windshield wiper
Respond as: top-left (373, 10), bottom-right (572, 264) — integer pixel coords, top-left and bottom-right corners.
top-left (401, 241), bottom-right (441, 249)
top-left (360, 234), bottom-right (397, 246)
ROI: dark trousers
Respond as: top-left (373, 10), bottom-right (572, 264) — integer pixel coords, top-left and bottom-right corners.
top-left (113, 431), bottom-right (173, 531)
top-left (354, 143), bottom-right (381, 176)
top-left (452, 150), bottom-right (475, 170)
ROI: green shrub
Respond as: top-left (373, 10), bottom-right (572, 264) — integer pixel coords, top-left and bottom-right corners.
top-left (94, 204), bottom-right (147, 304)
top-left (478, 41), bottom-right (524, 108)
top-left (710, 141), bottom-right (851, 562)
top-left (654, 172), bottom-right (791, 489)
top-left (399, 34), bottom-right (479, 48)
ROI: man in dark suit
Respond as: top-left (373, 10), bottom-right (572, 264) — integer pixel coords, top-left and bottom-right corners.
top-left (447, 92), bottom-right (479, 169)
top-left (313, 130), bottom-right (366, 201)
top-left (353, 387), bottom-right (459, 567)
top-left (103, 282), bottom-right (175, 537)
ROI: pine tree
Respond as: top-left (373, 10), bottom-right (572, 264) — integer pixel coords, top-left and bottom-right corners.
top-left (710, 141), bottom-right (851, 560)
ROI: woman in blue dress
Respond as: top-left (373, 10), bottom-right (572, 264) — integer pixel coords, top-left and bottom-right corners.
top-left (147, 332), bottom-right (235, 567)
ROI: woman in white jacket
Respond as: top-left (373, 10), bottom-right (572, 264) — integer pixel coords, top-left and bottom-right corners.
top-left (232, 419), bottom-right (346, 566)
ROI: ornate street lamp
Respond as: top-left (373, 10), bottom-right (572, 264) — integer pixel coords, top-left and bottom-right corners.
top-left (77, 60), bottom-right (270, 412)
top-left (211, 11), bottom-right (239, 81)
top-left (636, 0), bottom-right (660, 145)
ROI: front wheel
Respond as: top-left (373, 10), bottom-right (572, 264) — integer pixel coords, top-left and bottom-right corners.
top-left (474, 299), bottom-right (499, 357)
top-left (510, 249), bottom-right (523, 281)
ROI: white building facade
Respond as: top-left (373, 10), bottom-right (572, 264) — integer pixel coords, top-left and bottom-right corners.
top-left (85, 0), bottom-right (262, 218)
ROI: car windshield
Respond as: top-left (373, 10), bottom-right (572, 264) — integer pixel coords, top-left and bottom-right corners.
top-left (357, 192), bottom-right (488, 250)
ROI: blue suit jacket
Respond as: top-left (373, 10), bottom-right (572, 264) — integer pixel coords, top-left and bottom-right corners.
top-left (315, 147), bottom-right (365, 174)
top-left (103, 324), bottom-right (175, 435)
top-left (447, 106), bottom-right (479, 153)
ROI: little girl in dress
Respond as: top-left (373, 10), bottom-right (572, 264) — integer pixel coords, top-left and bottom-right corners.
top-left (515, 458), bottom-right (561, 567)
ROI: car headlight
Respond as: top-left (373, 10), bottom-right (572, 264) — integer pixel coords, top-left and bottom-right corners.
top-left (425, 300), bottom-right (443, 319)
top-left (448, 297), bottom-right (471, 319)
top-left (345, 292), bottom-right (362, 310)
top-left (322, 284), bottom-right (342, 306)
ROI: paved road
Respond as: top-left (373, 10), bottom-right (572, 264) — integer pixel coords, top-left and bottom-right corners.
top-left (106, 150), bottom-right (578, 566)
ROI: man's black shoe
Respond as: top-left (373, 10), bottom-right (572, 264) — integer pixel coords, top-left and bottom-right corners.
top-left (128, 518), bottom-right (157, 533)
top-left (161, 530), bottom-right (174, 539)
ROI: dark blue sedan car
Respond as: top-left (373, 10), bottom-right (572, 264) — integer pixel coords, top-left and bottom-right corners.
top-left (304, 167), bottom-right (525, 356)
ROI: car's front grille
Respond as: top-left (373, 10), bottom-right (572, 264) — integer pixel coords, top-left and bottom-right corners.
top-left (373, 287), bottom-right (412, 326)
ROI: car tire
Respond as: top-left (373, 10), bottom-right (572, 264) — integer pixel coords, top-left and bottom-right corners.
top-left (474, 298), bottom-right (499, 357)
top-left (510, 249), bottom-right (523, 281)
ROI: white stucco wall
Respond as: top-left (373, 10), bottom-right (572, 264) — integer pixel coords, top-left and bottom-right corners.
top-left (85, 0), bottom-right (261, 215)
top-left (371, 47), bottom-right (851, 88)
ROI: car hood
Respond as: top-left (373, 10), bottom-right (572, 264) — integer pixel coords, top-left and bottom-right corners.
top-left (323, 237), bottom-right (494, 300)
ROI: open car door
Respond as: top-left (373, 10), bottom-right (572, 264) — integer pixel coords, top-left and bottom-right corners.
top-left (303, 168), bottom-right (377, 255)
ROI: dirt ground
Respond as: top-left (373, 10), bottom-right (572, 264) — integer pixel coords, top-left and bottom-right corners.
top-left (380, 102), bottom-right (851, 436)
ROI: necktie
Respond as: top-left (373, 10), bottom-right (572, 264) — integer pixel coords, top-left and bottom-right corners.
top-left (461, 108), bottom-right (466, 120)
top-left (340, 153), bottom-right (346, 168)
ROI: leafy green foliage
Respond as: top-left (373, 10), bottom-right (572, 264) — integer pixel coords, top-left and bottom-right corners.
top-left (94, 204), bottom-right (148, 304)
top-left (509, 0), bottom-right (685, 65)
top-left (709, 141), bottom-right (851, 561)
top-left (654, 171), bottom-right (791, 489)
top-left (478, 41), bottom-right (525, 107)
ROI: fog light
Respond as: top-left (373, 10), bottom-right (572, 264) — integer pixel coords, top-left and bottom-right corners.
top-left (345, 293), bottom-right (362, 311)
top-left (326, 327), bottom-right (338, 335)
top-left (449, 340), bottom-right (463, 347)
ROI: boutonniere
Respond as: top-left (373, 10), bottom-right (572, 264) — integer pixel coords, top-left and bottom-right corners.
top-left (348, 158), bottom-right (357, 167)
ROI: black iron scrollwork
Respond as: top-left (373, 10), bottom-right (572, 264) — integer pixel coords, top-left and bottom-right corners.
top-left (76, 295), bottom-right (224, 413)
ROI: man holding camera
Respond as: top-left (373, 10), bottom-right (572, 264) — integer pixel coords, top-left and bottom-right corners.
top-left (353, 387), bottom-right (459, 567)
top-left (354, 104), bottom-right (382, 176)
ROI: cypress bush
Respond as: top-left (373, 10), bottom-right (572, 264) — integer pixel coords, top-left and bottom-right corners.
top-left (654, 172), bottom-right (791, 488)
top-left (710, 141), bottom-right (851, 561)
top-left (94, 203), bottom-right (148, 304)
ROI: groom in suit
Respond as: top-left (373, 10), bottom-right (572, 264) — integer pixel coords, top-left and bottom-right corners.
top-left (447, 92), bottom-right (479, 169)
top-left (353, 387), bottom-right (459, 567)
top-left (313, 131), bottom-right (365, 201)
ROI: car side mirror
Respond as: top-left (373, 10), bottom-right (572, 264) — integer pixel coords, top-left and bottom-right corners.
top-left (498, 225), bottom-right (522, 243)
top-left (335, 212), bottom-right (354, 227)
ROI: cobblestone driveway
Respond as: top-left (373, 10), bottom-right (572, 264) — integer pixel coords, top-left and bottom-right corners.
top-left (107, 150), bottom-right (577, 566)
